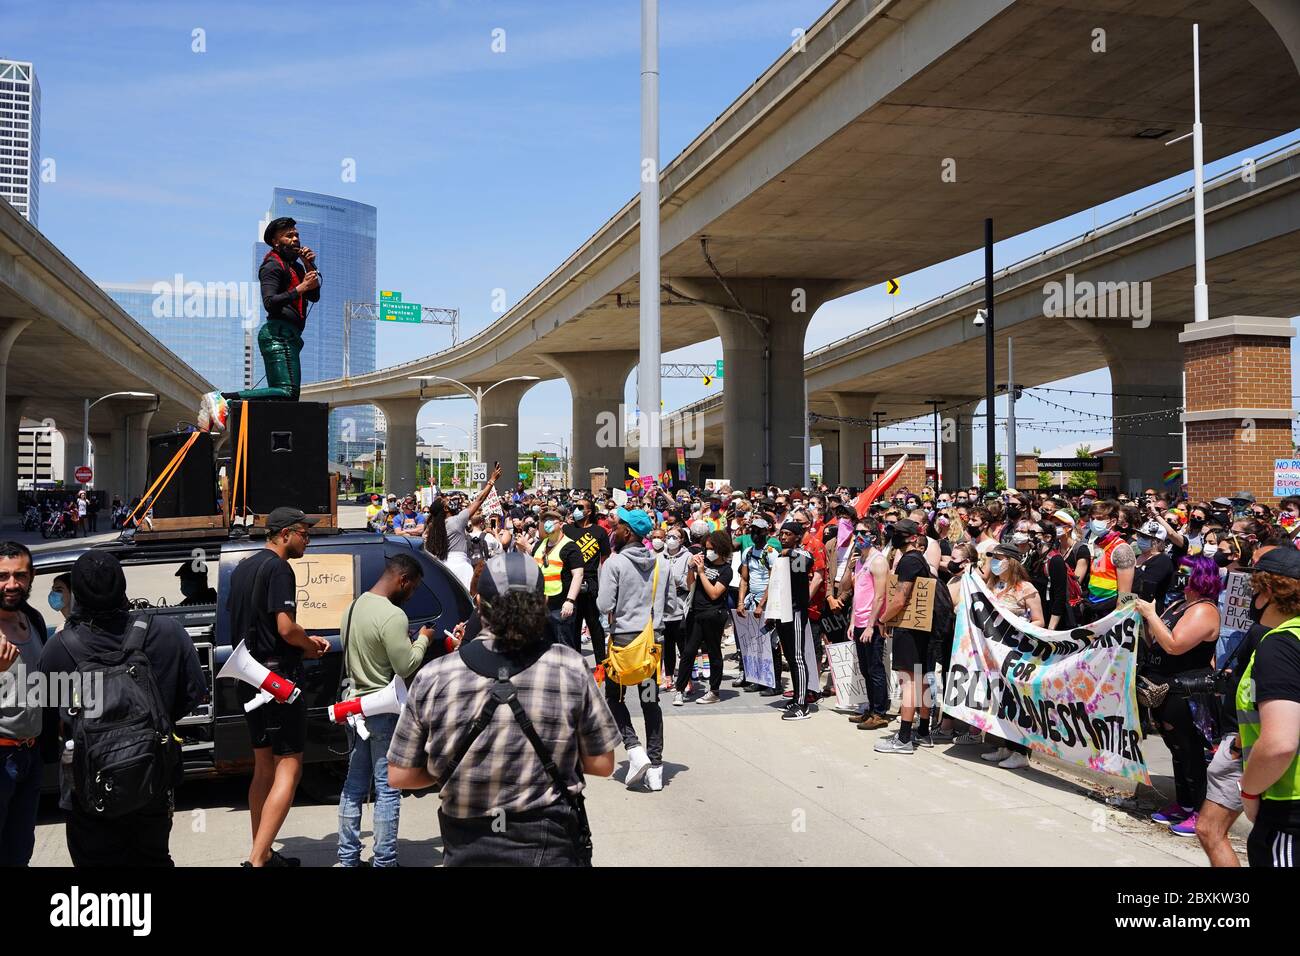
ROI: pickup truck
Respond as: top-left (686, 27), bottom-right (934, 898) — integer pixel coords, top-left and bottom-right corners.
top-left (31, 529), bottom-right (473, 797)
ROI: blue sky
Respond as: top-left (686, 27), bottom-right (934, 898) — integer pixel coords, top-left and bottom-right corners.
top-left (6, 0), bottom-right (1298, 476)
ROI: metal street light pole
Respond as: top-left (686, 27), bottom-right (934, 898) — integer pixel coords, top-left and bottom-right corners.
top-left (411, 375), bottom-right (538, 462)
top-left (984, 217), bottom-right (997, 493)
top-left (83, 391), bottom-right (155, 488)
top-left (637, 0), bottom-right (663, 478)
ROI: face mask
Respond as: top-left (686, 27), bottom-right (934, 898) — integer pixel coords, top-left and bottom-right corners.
top-left (573, 508), bottom-right (585, 520)
top-left (651, 538), bottom-right (665, 552)
top-left (543, 520), bottom-right (556, 534)
top-left (1134, 536), bottom-right (1152, 553)
top-left (967, 523), bottom-right (982, 536)
top-left (48, 591), bottom-right (64, 612)
top-left (532, 505), bottom-right (541, 514)
top-left (990, 559), bottom-right (1007, 576)
top-left (705, 549), bottom-right (718, 562)
top-left (666, 536), bottom-right (682, 552)
top-left (750, 533), bottom-right (767, 548)
top-left (1090, 519), bottom-right (1110, 536)
top-left (1214, 551), bottom-right (1233, 568)
top-left (1201, 543), bottom-right (1219, 558)
top-left (1012, 532), bottom-right (1030, 545)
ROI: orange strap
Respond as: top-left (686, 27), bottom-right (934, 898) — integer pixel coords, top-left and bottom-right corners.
top-left (126, 431), bottom-right (200, 528)
top-left (230, 404), bottom-right (250, 521)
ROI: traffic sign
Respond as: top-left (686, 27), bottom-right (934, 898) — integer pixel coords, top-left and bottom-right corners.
top-left (886, 278), bottom-right (900, 295)
top-left (470, 462), bottom-right (489, 483)
top-left (715, 359), bottom-right (724, 378)
top-left (380, 301), bottom-right (421, 323)
top-left (380, 290), bottom-right (402, 302)
top-left (75, 465), bottom-right (92, 484)
top-left (702, 374), bottom-right (713, 387)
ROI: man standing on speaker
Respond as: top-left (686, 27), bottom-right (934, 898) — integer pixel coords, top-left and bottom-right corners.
top-left (199, 218), bottom-right (320, 429)
top-left (228, 507), bottom-right (330, 867)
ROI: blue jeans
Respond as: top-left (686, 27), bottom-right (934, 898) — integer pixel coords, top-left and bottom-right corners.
top-left (0, 746), bottom-right (43, 867)
top-left (337, 712), bottom-right (401, 867)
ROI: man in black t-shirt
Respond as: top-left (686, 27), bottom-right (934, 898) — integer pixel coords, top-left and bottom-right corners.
top-left (564, 494), bottom-right (611, 662)
top-left (875, 519), bottom-right (934, 754)
top-left (227, 507), bottom-right (329, 868)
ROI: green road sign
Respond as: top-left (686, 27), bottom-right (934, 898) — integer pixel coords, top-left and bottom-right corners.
top-left (715, 359), bottom-right (724, 378)
top-left (380, 290), bottom-right (401, 302)
top-left (380, 301), bottom-right (422, 323)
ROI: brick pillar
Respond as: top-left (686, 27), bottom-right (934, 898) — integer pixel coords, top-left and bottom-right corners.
top-left (1180, 316), bottom-right (1296, 504)
top-left (1014, 454), bottom-right (1038, 492)
top-left (881, 444), bottom-right (929, 495)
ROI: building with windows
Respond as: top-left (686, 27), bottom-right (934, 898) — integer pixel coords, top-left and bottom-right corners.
top-left (0, 58), bottom-right (40, 225)
top-left (252, 189), bottom-right (377, 462)
top-left (100, 282), bottom-right (246, 394)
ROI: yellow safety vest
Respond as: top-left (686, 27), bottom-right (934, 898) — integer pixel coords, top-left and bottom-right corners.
top-left (534, 535), bottom-right (574, 599)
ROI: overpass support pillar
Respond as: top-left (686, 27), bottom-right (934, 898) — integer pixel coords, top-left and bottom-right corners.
top-left (1180, 316), bottom-right (1296, 504)
top-left (813, 429), bottom-right (840, 488)
top-left (1071, 321), bottom-right (1184, 494)
top-left (479, 379), bottom-right (537, 488)
top-left (939, 406), bottom-right (975, 491)
top-left (0, 318), bottom-right (31, 515)
top-left (62, 429), bottom-right (86, 488)
top-left (829, 393), bottom-right (875, 489)
top-left (104, 400), bottom-right (157, 503)
top-left (1250, 0), bottom-right (1300, 76)
top-left (677, 279), bottom-right (846, 489)
top-left (540, 350), bottom-right (638, 490)
top-left (90, 432), bottom-right (118, 502)
top-left (375, 398), bottom-right (423, 496)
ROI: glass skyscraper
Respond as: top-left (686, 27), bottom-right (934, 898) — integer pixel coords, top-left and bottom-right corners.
top-left (252, 188), bottom-right (376, 462)
top-left (101, 282), bottom-right (244, 393)
top-left (0, 59), bottom-right (40, 225)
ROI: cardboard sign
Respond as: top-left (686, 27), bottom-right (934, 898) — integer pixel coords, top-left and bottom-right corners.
top-left (290, 552), bottom-right (357, 630)
top-left (886, 574), bottom-right (935, 631)
top-left (704, 478), bottom-right (730, 491)
top-left (827, 641), bottom-right (868, 711)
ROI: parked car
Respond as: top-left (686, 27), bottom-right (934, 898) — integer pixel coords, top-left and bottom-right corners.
top-left (32, 529), bottom-right (472, 798)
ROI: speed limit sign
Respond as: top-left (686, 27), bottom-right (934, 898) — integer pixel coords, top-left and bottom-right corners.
top-left (470, 462), bottom-right (488, 483)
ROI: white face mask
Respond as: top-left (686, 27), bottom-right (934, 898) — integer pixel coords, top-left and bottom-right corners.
top-left (1202, 544), bottom-right (1219, 557)
top-left (651, 538), bottom-right (665, 552)
top-left (705, 549), bottom-right (718, 562)
top-left (666, 536), bottom-right (682, 552)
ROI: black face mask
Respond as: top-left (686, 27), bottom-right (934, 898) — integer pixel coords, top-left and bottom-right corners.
top-left (1249, 593), bottom-right (1270, 625)
top-left (891, 531), bottom-right (910, 551)
top-left (1214, 552), bottom-right (1233, 568)
top-left (751, 533), bottom-right (768, 548)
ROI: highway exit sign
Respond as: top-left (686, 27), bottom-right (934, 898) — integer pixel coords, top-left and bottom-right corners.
top-left (380, 301), bottom-right (422, 323)
top-left (380, 290), bottom-right (401, 301)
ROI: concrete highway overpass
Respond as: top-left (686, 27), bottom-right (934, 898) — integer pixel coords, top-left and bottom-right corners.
top-left (644, 138), bottom-right (1300, 489)
top-left (304, 0), bottom-right (1300, 492)
top-left (0, 199), bottom-right (211, 510)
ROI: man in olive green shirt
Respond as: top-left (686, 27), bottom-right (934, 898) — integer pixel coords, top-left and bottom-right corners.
top-left (337, 552), bottom-right (457, 866)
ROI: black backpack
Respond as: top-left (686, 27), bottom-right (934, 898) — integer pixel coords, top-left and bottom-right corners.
top-left (60, 614), bottom-right (178, 818)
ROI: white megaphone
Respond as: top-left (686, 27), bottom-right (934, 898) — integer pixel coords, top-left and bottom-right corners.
top-left (217, 641), bottom-right (301, 712)
top-left (327, 675), bottom-right (407, 740)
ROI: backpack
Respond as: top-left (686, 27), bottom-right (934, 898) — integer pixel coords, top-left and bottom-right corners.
top-left (466, 532), bottom-right (492, 565)
top-left (60, 614), bottom-right (178, 818)
top-left (604, 558), bottom-right (661, 687)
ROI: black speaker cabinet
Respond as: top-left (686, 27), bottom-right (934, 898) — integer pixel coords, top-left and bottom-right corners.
top-left (147, 432), bottom-right (218, 519)
top-left (226, 401), bottom-right (330, 515)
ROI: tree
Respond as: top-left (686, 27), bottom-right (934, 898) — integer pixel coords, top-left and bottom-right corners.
top-left (976, 453), bottom-right (1007, 491)
top-left (1067, 443), bottom-right (1098, 491)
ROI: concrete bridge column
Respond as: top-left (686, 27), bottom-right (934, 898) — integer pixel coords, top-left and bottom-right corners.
top-left (375, 398), bottom-right (423, 496)
top-left (89, 432), bottom-right (118, 502)
top-left (939, 404), bottom-right (976, 491)
top-left (829, 392), bottom-right (875, 489)
top-left (813, 429), bottom-right (840, 488)
top-left (0, 319), bottom-right (31, 515)
top-left (1070, 322), bottom-right (1184, 494)
top-left (676, 278), bottom-right (848, 489)
top-left (61, 427), bottom-right (86, 488)
top-left (539, 350), bottom-right (638, 489)
top-left (121, 407), bottom-right (155, 500)
top-left (1251, 0), bottom-right (1300, 75)
top-left (478, 378), bottom-right (538, 488)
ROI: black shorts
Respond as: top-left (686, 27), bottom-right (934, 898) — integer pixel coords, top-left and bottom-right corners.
top-left (241, 683), bottom-right (307, 756)
top-left (890, 629), bottom-right (930, 674)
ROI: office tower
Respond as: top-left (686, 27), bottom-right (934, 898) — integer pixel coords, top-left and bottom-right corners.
top-left (0, 59), bottom-right (40, 225)
top-left (252, 189), bottom-right (377, 462)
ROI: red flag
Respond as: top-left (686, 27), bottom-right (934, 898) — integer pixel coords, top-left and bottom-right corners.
top-left (854, 454), bottom-right (907, 518)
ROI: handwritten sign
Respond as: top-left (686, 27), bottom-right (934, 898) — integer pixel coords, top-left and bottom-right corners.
top-left (827, 641), bottom-right (868, 711)
top-left (1223, 571), bottom-right (1252, 635)
top-left (732, 610), bottom-right (775, 688)
top-left (886, 574), bottom-right (935, 631)
top-left (1276, 459), bottom-right (1300, 498)
top-left (290, 552), bottom-right (357, 630)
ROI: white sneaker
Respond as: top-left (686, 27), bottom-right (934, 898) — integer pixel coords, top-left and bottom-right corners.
top-left (625, 746), bottom-right (651, 788)
top-left (998, 752), bottom-right (1030, 770)
top-left (696, 691), bottom-right (720, 705)
top-left (645, 765), bottom-right (663, 791)
top-left (673, 692), bottom-right (686, 707)
top-left (980, 747), bottom-right (1011, 762)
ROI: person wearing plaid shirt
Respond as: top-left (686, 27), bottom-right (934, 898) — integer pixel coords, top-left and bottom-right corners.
top-left (388, 552), bottom-right (619, 866)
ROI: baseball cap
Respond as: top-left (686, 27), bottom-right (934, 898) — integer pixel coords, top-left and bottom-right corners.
top-left (749, 516), bottom-right (770, 531)
top-left (1137, 520), bottom-right (1167, 541)
top-left (989, 543), bottom-right (1023, 563)
top-left (1231, 491), bottom-right (1257, 504)
top-left (266, 507), bottom-right (320, 534)
top-left (1244, 547), bottom-right (1300, 579)
top-left (893, 517), bottom-right (921, 538)
top-left (617, 506), bottom-right (654, 538)
top-left (1048, 510), bottom-right (1076, 528)
top-left (476, 552), bottom-right (545, 602)
top-left (689, 519), bottom-right (711, 539)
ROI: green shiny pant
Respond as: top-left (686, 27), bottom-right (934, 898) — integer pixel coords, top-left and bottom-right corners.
top-left (237, 320), bottom-right (302, 401)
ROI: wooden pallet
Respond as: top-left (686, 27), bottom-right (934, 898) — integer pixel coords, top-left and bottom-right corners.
top-left (227, 473), bottom-right (341, 535)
